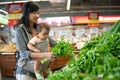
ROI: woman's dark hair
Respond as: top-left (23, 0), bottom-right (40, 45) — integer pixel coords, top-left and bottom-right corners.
top-left (14, 1), bottom-right (40, 34)
top-left (37, 23), bottom-right (50, 34)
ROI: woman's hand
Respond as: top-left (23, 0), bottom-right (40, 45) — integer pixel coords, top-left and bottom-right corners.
top-left (34, 48), bottom-right (40, 53)
top-left (50, 55), bottom-right (57, 62)
top-left (42, 52), bottom-right (56, 62)
top-left (43, 52), bottom-right (52, 60)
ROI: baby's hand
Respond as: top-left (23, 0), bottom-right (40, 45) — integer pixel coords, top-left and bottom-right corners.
top-left (34, 48), bottom-right (40, 53)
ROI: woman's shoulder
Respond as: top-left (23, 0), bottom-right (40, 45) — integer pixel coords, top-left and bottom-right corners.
top-left (14, 24), bottom-right (27, 36)
top-left (14, 24), bottom-right (24, 31)
top-left (14, 24), bottom-right (24, 30)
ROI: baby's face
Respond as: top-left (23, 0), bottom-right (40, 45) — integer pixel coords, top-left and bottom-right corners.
top-left (38, 29), bottom-right (49, 40)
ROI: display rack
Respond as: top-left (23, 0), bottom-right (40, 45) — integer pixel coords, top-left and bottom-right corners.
top-left (0, 52), bottom-right (16, 77)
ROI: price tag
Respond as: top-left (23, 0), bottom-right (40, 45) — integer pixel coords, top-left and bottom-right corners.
top-left (89, 27), bottom-right (99, 34)
top-left (62, 30), bottom-right (66, 36)
top-left (75, 28), bottom-right (85, 36)
top-left (58, 30), bottom-right (63, 36)
top-left (102, 26), bottom-right (110, 32)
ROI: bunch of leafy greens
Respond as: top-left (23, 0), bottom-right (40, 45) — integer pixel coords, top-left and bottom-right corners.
top-left (51, 39), bottom-right (75, 59)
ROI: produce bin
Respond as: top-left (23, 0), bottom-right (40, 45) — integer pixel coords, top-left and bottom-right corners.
top-left (0, 53), bottom-right (16, 77)
top-left (43, 56), bottom-right (69, 77)
top-left (49, 56), bottom-right (69, 70)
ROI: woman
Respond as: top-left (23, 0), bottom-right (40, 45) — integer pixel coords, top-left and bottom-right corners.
top-left (14, 1), bottom-right (56, 80)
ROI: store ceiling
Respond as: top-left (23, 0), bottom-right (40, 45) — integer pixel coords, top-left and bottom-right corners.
top-left (0, 0), bottom-right (120, 17)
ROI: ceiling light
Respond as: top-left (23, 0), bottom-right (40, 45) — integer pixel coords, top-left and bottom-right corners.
top-left (66, 0), bottom-right (71, 10)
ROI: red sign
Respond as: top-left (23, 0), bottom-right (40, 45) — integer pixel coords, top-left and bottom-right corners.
top-left (8, 3), bottom-right (23, 27)
top-left (88, 12), bottom-right (99, 19)
top-left (8, 3), bottom-right (23, 14)
top-left (8, 19), bottom-right (19, 27)
top-left (88, 12), bottom-right (100, 28)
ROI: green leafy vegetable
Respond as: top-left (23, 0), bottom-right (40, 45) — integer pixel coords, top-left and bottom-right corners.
top-left (51, 39), bottom-right (75, 59)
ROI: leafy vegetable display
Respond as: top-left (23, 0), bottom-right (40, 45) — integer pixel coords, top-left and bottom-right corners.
top-left (51, 39), bottom-right (75, 59)
top-left (47, 20), bottom-right (120, 80)
top-left (41, 39), bottom-right (75, 64)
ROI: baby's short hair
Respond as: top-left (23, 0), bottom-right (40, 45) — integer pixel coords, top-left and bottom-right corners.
top-left (37, 23), bottom-right (50, 33)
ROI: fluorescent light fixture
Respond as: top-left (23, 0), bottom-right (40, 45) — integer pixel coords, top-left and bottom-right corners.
top-left (66, 0), bottom-right (71, 11)
top-left (0, 9), bottom-right (8, 14)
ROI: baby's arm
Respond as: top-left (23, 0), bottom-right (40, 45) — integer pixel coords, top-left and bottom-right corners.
top-left (27, 43), bottom-right (40, 52)
top-left (27, 36), bottom-right (40, 53)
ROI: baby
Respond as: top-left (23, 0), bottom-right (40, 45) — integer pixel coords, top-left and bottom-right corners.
top-left (27, 23), bottom-right (50, 80)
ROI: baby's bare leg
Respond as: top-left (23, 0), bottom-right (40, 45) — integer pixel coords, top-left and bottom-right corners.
top-left (34, 59), bottom-right (44, 79)
top-left (34, 58), bottom-right (41, 72)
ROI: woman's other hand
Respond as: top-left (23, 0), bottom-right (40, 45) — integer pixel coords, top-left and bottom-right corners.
top-left (43, 52), bottom-right (56, 62)
top-left (43, 52), bottom-right (52, 60)
top-left (34, 48), bottom-right (40, 53)
top-left (50, 54), bottom-right (57, 62)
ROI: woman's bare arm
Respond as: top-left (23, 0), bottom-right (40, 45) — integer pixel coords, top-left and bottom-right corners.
top-left (29, 52), bottom-right (52, 60)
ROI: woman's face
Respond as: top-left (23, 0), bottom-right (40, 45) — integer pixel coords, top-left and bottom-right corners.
top-left (29, 10), bottom-right (40, 24)
top-left (38, 28), bottom-right (49, 40)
